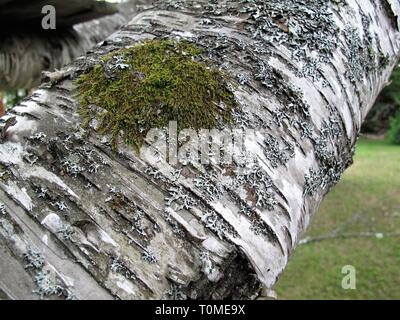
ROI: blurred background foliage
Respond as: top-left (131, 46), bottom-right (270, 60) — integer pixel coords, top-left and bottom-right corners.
top-left (1, 89), bottom-right (28, 108)
top-left (361, 66), bottom-right (400, 144)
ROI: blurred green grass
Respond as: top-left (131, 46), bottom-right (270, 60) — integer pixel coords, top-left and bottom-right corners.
top-left (275, 138), bottom-right (400, 299)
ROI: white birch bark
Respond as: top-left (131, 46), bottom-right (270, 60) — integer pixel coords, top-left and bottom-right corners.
top-left (0, 0), bottom-right (399, 300)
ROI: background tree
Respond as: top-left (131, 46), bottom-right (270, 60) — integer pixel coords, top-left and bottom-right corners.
top-left (0, 0), bottom-right (146, 115)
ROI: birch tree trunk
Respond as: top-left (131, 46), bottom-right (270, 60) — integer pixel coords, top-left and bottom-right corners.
top-left (0, 0), bottom-right (399, 300)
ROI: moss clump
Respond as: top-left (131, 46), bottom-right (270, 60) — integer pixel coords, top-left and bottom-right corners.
top-left (76, 39), bottom-right (237, 149)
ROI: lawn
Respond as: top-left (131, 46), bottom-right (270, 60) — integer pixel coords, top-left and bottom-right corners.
top-left (275, 138), bottom-right (400, 299)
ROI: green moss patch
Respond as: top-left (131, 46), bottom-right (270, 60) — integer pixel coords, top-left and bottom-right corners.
top-left (76, 39), bottom-right (237, 149)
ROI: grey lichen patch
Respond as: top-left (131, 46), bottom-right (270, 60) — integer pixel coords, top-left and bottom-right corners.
top-left (76, 39), bottom-right (238, 150)
top-left (28, 132), bottom-right (47, 144)
top-left (342, 25), bottom-right (375, 83)
top-left (342, 8), bottom-right (392, 85)
top-left (199, 251), bottom-right (219, 280)
top-left (166, 185), bottom-right (199, 210)
top-left (163, 210), bottom-right (185, 237)
top-left (303, 113), bottom-right (351, 197)
top-left (21, 246), bottom-right (74, 300)
top-left (105, 188), bottom-right (159, 244)
top-left (255, 62), bottom-right (311, 118)
top-left (162, 174), bottom-right (238, 240)
top-left (241, 0), bottom-right (342, 82)
top-left (379, 53), bottom-right (390, 69)
top-left (227, 163), bottom-right (277, 211)
top-left (57, 224), bottom-right (75, 241)
top-left (110, 257), bottom-right (137, 280)
top-left (130, 208), bottom-right (146, 238)
top-left (263, 135), bottom-right (295, 169)
top-left (165, 283), bottom-right (186, 300)
top-left (24, 247), bottom-right (45, 270)
top-left (43, 131), bottom-right (109, 192)
top-left (33, 270), bottom-right (65, 300)
top-left (0, 164), bottom-right (12, 181)
top-left (200, 210), bottom-right (238, 240)
top-left (304, 167), bottom-right (325, 196)
top-left (142, 250), bottom-right (157, 264)
top-left (194, 171), bottom-right (224, 201)
top-left (303, 160), bottom-right (345, 196)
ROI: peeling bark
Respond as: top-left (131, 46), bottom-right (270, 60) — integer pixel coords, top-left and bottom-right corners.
top-left (0, 0), bottom-right (399, 300)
